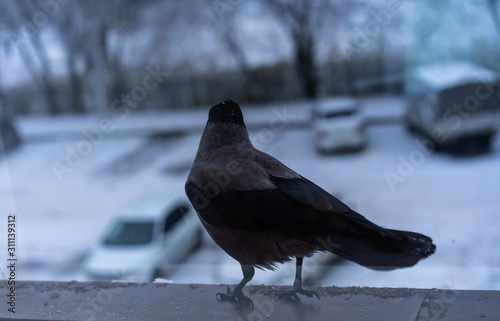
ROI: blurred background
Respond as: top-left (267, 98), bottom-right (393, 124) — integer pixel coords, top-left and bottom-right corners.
top-left (0, 0), bottom-right (499, 291)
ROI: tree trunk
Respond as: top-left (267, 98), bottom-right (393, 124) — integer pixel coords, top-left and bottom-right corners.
top-left (30, 35), bottom-right (63, 114)
top-left (294, 32), bottom-right (317, 98)
top-left (16, 42), bottom-right (60, 114)
top-left (67, 59), bottom-right (86, 114)
top-left (264, 0), bottom-right (319, 99)
top-left (489, 0), bottom-right (500, 35)
top-left (221, 21), bottom-right (268, 102)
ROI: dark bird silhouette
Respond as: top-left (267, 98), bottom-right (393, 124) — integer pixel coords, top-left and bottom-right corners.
top-left (185, 100), bottom-right (436, 306)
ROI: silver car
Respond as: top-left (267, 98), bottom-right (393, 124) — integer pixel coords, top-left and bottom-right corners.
top-left (312, 97), bottom-right (367, 153)
top-left (84, 196), bottom-right (203, 282)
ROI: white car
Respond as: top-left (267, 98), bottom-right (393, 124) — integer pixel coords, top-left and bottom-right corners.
top-left (84, 197), bottom-right (203, 282)
top-left (312, 97), bottom-right (367, 153)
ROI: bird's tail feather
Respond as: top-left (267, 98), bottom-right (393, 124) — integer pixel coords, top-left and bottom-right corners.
top-left (318, 227), bottom-right (436, 271)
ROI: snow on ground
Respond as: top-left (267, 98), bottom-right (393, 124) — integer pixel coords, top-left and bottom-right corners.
top-left (1, 96), bottom-right (499, 290)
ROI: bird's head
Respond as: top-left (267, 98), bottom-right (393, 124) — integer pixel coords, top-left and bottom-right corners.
top-left (195, 100), bottom-right (251, 155)
top-left (207, 100), bottom-right (245, 127)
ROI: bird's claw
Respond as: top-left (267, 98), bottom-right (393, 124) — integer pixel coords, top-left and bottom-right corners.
top-left (270, 287), bottom-right (320, 302)
top-left (216, 286), bottom-right (233, 301)
top-left (215, 292), bottom-right (231, 302)
top-left (301, 288), bottom-right (320, 300)
top-left (216, 286), bottom-right (254, 308)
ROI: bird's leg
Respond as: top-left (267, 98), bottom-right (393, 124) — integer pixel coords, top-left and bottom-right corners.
top-left (216, 264), bottom-right (255, 308)
top-left (270, 257), bottom-right (320, 302)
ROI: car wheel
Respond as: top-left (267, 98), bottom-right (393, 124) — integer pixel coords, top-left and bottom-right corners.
top-left (404, 119), bottom-right (418, 134)
top-left (0, 120), bottom-right (21, 152)
top-left (455, 136), bottom-right (490, 155)
top-left (151, 268), bottom-right (165, 282)
top-left (477, 134), bottom-right (493, 152)
top-left (316, 146), bottom-right (332, 156)
top-left (193, 229), bottom-right (204, 250)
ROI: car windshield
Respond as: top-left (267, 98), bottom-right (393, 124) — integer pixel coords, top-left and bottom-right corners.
top-left (322, 110), bottom-right (356, 119)
top-left (103, 220), bottom-right (155, 245)
top-left (437, 83), bottom-right (500, 116)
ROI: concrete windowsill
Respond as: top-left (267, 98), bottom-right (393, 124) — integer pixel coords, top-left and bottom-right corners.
top-left (1, 281), bottom-right (498, 320)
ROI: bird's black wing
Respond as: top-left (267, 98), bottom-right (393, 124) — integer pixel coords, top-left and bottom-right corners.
top-left (186, 180), bottom-right (320, 234)
top-left (263, 175), bottom-right (437, 269)
top-left (186, 174), bottom-right (368, 236)
top-left (268, 175), bottom-right (350, 213)
top-left (186, 173), bottom-right (435, 269)
top-left (269, 175), bottom-right (388, 232)
top-left (271, 177), bottom-right (436, 270)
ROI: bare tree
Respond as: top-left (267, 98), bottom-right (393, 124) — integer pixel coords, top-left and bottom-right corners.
top-left (54, 4), bottom-right (90, 114)
top-left (1, 2), bottom-right (64, 114)
top-left (209, 4), bottom-right (269, 102)
top-left (489, 0), bottom-right (500, 35)
top-left (54, 0), bottom-right (160, 113)
top-left (262, 0), bottom-right (331, 98)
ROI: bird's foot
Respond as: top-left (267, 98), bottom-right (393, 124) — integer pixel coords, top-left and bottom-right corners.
top-left (216, 286), bottom-right (254, 308)
top-left (270, 287), bottom-right (320, 302)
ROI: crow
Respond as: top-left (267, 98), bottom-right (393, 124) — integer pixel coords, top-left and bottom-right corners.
top-left (185, 100), bottom-right (436, 306)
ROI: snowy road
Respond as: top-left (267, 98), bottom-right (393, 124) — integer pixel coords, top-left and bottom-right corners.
top-left (1, 96), bottom-right (499, 290)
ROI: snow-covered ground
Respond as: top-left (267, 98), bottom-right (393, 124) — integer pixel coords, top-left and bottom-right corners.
top-left (1, 96), bottom-right (499, 291)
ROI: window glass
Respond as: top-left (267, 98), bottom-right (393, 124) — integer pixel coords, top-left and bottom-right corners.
top-left (103, 221), bottom-right (155, 245)
top-left (0, 0), bottom-right (498, 299)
